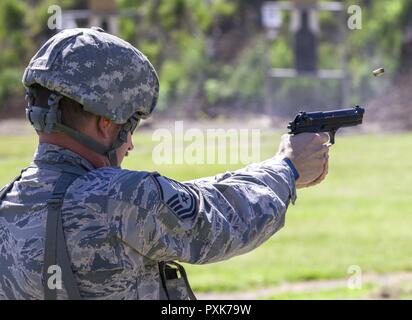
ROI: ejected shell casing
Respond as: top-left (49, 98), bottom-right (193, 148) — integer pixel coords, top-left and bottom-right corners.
top-left (373, 68), bottom-right (385, 76)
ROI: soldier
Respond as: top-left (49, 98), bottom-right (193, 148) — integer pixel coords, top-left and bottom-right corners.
top-left (0, 27), bottom-right (329, 300)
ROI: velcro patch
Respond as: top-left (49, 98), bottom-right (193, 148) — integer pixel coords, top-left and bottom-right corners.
top-left (154, 175), bottom-right (198, 220)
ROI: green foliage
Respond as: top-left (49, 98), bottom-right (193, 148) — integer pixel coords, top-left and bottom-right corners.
top-left (117, 0), bottom-right (248, 112)
top-left (118, 0), bottom-right (409, 114)
top-left (0, 68), bottom-right (24, 102)
top-left (345, 0), bottom-right (404, 99)
top-left (205, 38), bottom-right (266, 105)
top-left (0, 0), bottom-right (26, 35)
top-left (0, 0), bottom-right (410, 116)
top-left (270, 36), bottom-right (294, 68)
top-left (0, 0), bottom-right (28, 69)
top-left (0, 0), bottom-right (29, 105)
top-left (0, 0), bottom-right (82, 106)
top-left (157, 33), bottom-right (208, 110)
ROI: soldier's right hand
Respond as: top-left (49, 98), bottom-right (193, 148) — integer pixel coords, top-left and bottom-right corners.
top-left (276, 133), bottom-right (330, 189)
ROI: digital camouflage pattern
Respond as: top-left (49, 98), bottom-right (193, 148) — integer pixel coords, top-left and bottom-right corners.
top-left (0, 143), bottom-right (296, 300)
top-left (22, 27), bottom-right (159, 123)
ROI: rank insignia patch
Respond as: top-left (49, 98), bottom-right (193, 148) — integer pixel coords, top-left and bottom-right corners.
top-left (153, 174), bottom-right (198, 220)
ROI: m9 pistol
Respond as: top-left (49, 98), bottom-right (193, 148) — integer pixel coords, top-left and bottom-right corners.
top-left (287, 106), bottom-right (365, 144)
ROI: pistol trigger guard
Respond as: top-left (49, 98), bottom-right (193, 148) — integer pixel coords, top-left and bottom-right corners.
top-left (329, 130), bottom-right (336, 145)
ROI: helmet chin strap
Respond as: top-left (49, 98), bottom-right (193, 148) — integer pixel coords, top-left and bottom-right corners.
top-left (25, 92), bottom-right (139, 168)
top-left (106, 113), bottom-right (140, 167)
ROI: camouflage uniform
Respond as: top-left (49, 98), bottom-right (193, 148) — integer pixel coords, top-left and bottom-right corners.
top-left (0, 27), bottom-right (298, 300)
top-left (0, 143), bottom-right (296, 299)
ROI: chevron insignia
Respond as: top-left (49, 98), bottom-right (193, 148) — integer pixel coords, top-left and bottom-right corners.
top-left (154, 175), bottom-right (197, 220)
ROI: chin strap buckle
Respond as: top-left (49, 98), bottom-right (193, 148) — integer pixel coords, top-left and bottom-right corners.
top-left (44, 93), bottom-right (63, 133)
top-left (25, 92), bottom-right (63, 134)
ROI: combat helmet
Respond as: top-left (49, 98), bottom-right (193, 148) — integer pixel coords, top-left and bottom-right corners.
top-left (23, 27), bottom-right (159, 167)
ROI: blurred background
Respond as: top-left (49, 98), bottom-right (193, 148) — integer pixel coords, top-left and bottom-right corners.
top-left (0, 0), bottom-right (412, 300)
top-left (1, 0), bottom-right (412, 127)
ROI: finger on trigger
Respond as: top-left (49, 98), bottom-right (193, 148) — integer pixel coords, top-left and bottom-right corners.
top-left (293, 132), bottom-right (317, 144)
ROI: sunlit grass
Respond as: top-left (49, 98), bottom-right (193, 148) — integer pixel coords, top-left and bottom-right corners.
top-left (1, 131), bottom-right (412, 295)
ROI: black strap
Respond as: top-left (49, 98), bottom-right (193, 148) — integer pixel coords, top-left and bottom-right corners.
top-left (169, 261), bottom-right (197, 300)
top-left (1, 161), bottom-right (87, 203)
top-left (1, 162), bottom-right (86, 299)
top-left (43, 197), bottom-right (61, 300)
top-left (159, 261), bottom-right (197, 300)
top-left (3, 164), bottom-right (196, 301)
top-left (57, 214), bottom-right (81, 299)
top-left (43, 171), bottom-right (86, 300)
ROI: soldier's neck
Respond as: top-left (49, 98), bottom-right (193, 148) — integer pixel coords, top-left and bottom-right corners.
top-left (39, 132), bottom-right (110, 168)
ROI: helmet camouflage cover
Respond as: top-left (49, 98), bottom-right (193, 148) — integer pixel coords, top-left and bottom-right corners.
top-left (23, 27), bottom-right (159, 123)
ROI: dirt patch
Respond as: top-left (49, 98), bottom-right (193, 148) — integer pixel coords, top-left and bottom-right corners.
top-left (195, 272), bottom-right (412, 300)
top-left (366, 76), bottom-right (412, 131)
top-left (0, 119), bottom-right (34, 136)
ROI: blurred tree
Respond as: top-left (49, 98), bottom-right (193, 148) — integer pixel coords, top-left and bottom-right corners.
top-left (0, 0), bottom-right (28, 111)
top-left (398, 1), bottom-right (412, 78)
top-left (0, 0), bottom-right (411, 124)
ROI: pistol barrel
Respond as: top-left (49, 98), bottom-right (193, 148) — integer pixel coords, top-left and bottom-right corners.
top-left (287, 106), bottom-right (365, 144)
top-left (288, 106), bottom-right (364, 134)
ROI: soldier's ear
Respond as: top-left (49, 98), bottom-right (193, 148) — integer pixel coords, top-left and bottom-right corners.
top-left (102, 118), bottom-right (111, 128)
top-left (96, 117), bottom-right (123, 146)
top-left (96, 117), bottom-right (115, 139)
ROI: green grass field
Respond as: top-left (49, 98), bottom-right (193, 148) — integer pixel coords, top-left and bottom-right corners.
top-left (1, 130), bottom-right (412, 299)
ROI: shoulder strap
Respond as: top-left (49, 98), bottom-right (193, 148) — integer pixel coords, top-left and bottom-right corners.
top-left (43, 170), bottom-right (87, 300)
top-left (0, 162), bottom-right (88, 299)
top-left (0, 160), bottom-right (88, 203)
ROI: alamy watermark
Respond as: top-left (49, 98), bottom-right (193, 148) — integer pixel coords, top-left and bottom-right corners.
top-left (348, 5), bottom-right (362, 30)
top-left (47, 4), bottom-right (363, 31)
top-left (152, 121), bottom-right (261, 165)
top-left (347, 265), bottom-right (363, 289)
top-left (47, 264), bottom-right (62, 290)
top-left (47, 5), bottom-right (62, 30)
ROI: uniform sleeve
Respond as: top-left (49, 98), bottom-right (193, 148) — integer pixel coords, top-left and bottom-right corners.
top-left (108, 157), bottom-right (297, 264)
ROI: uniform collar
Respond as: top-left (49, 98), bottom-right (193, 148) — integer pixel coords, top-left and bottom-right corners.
top-left (33, 143), bottom-right (96, 171)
